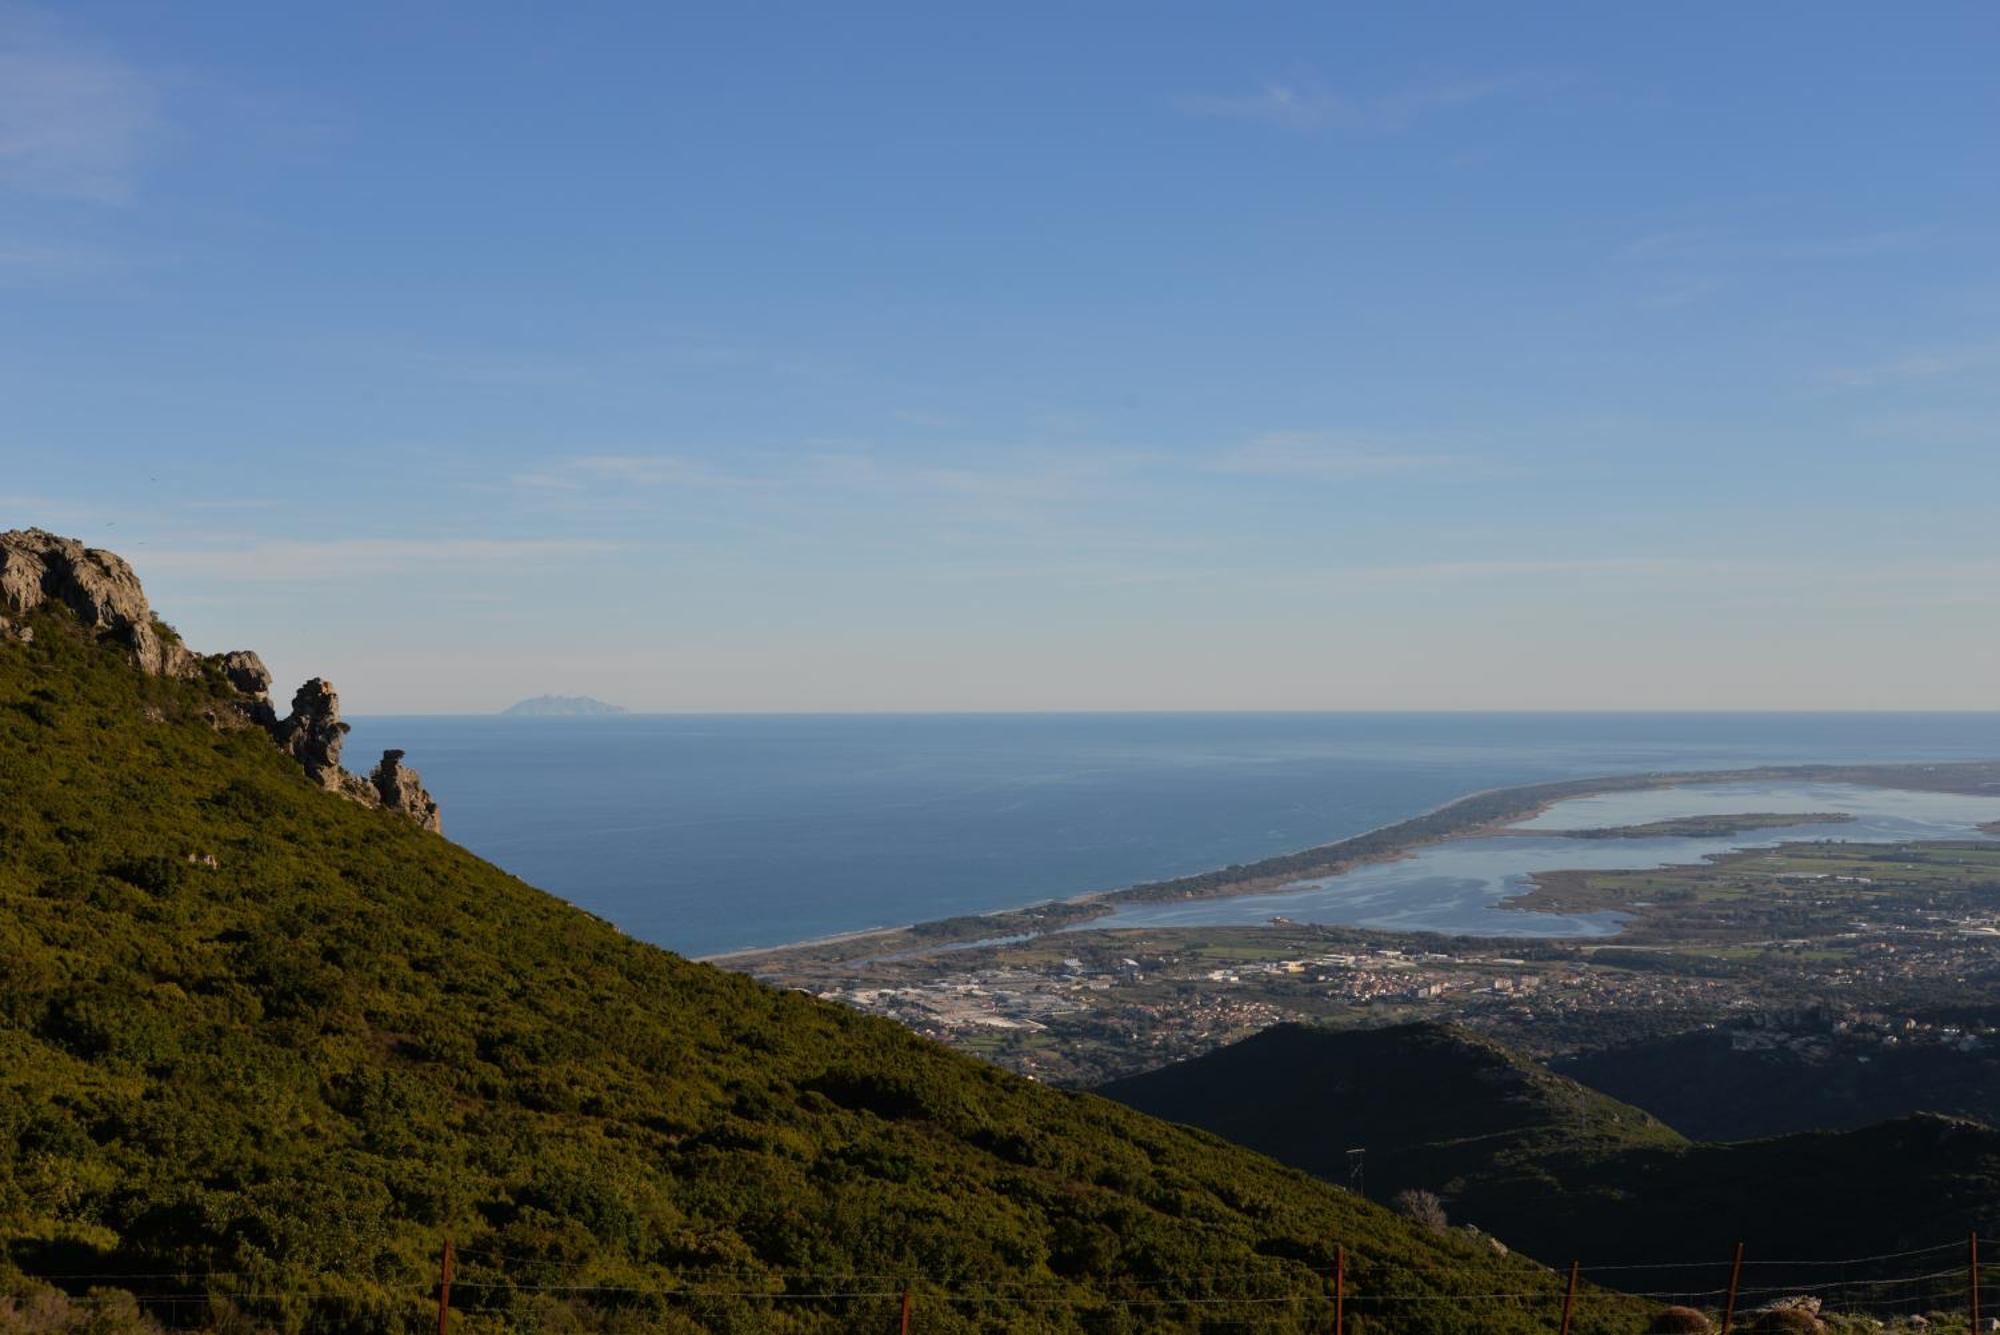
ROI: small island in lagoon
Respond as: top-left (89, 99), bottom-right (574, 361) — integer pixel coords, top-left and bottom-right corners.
top-left (1546, 811), bottom-right (1856, 840)
top-left (501, 693), bottom-right (628, 717)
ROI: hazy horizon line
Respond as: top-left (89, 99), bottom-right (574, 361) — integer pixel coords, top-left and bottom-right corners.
top-left (345, 706), bottom-right (2000, 719)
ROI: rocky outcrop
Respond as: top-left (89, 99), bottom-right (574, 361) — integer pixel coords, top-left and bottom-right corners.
top-left (268, 680), bottom-right (439, 822)
top-left (1, 528), bottom-right (441, 831)
top-left (0, 530), bottom-right (279, 723)
top-left (213, 648), bottom-right (272, 698)
top-left (370, 750), bottom-right (442, 832)
top-left (0, 528), bottom-right (194, 676)
top-left (211, 649), bottom-right (278, 728)
top-left (271, 677), bottom-right (350, 790)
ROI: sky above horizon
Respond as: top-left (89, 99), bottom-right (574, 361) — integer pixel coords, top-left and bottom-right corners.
top-left (3, 2), bottom-right (1997, 712)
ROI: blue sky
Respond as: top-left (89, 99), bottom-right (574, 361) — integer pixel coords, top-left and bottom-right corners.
top-left (3, 2), bottom-right (1997, 710)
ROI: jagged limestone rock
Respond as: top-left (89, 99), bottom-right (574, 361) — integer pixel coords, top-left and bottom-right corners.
top-left (211, 648), bottom-right (278, 727)
top-left (271, 677), bottom-right (349, 788)
top-left (2, 528), bottom-right (441, 831)
top-left (268, 681), bottom-right (433, 821)
top-left (213, 648), bottom-right (272, 697)
top-left (0, 528), bottom-right (193, 676)
top-left (370, 749), bottom-right (442, 833)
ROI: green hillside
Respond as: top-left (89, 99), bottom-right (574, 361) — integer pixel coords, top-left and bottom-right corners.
top-left (1506, 1112), bottom-right (2000, 1265)
top-left (1097, 1022), bottom-right (2000, 1278)
top-left (1098, 1022), bottom-right (1685, 1205)
top-left (0, 600), bottom-right (1651, 1332)
top-left (1554, 1020), bottom-right (2000, 1142)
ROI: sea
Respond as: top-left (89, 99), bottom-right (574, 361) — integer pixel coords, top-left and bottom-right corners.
top-left (341, 713), bottom-right (2000, 958)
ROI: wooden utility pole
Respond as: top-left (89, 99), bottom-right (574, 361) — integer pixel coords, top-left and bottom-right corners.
top-left (1719, 1242), bottom-right (1744, 1335)
top-left (1334, 1244), bottom-right (1345, 1333)
top-left (1972, 1231), bottom-right (1982, 1333)
top-left (898, 1287), bottom-right (911, 1334)
top-left (436, 1237), bottom-right (454, 1335)
top-left (1557, 1260), bottom-right (1579, 1335)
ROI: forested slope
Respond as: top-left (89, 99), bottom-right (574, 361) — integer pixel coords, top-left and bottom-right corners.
top-left (0, 600), bottom-right (1646, 1333)
top-left (1098, 1022), bottom-right (1683, 1203)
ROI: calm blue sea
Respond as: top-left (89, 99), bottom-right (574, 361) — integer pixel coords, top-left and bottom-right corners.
top-left (341, 713), bottom-right (2000, 957)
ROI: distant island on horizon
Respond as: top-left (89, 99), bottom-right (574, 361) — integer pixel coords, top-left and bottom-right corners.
top-left (501, 694), bottom-right (629, 717)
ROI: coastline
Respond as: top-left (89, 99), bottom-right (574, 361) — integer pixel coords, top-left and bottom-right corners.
top-left (707, 759), bottom-right (2000, 969)
top-left (699, 775), bottom-right (1567, 966)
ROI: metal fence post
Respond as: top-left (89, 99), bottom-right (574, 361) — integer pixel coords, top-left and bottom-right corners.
top-left (437, 1237), bottom-right (454, 1335)
top-left (1971, 1231), bottom-right (1982, 1333)
top-left (1334, 1244), bottom-right (1345, 1333)
top-left (1719, 1242), bottom-right (1744, 1335)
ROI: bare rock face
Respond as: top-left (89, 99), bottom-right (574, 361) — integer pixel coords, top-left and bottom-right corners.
top-left (0, 528), bottom-right (194, 676)
top-left (268, 679), bottom-right (434, 824)
top-left (210, 648), bottom-right (278, 728)
top-left (271, 677), bottom-right (351, 790)
top-left (214, 648), bottom-right (273, 698)
top-left (3, 528), bottom-right (443, 832)
top-left (370, 749), bottom-right (442, 833)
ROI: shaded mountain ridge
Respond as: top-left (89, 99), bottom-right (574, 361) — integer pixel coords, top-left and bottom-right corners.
top-left (1097, 1021), bottom-right (2000, 1278)
top-left (1099, 1021), bottom-right (1685, 1201)
top-left (1554, 1015), bottom-right (2000, 1142)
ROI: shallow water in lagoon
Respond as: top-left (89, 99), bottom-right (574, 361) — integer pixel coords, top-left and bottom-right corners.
top-left (1085, 781), bottom-right (2000, 938)
top-left (340, 713), bottom-right (2000, 955)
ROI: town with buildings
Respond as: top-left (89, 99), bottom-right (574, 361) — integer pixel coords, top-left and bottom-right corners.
top-left (756, 836), bottom-right (2000, 1084)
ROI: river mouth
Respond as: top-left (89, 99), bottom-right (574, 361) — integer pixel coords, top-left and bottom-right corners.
top-left (1084, 781), bottom-right (2000, 938)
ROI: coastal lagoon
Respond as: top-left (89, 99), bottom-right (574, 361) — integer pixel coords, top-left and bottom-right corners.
top-left (344, 713), bottom-right (2000, 955)
top-left (1087, 780), bottom-right (2000, 938)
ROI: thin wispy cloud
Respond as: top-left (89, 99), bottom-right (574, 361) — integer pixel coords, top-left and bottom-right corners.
top-left (1612, 225), bottom-right (1950, 311)
top-left (1771, 227), bottom-right (1944, 261)
top-left (0, 491), bottom-right (104, 529)
top-left (511, 453), bottom-right (754, 502)
top-left (805, 450), bottom-right (1137, 508)
top-left (1340, 556), bottom-right (1686, 586)
top-left (0, 7), bottom-right (160, 202)
top-left (1208, 431), bottom-right (1470, 481)
top-left (1337, 554), bottom-right (2000, 596)
top-left (0, 236), bottom-right (120, 283)
top-left (1856, 410), bottom-right (2000, 444)
top-left (1617, 225), bottom-right (1944, 266)
top-left (510, 436), bottom-right (1472, 525)
top-left (890, 408), bottom-right (959, 429)
top-left (180, 497), bottom-right (280, 512)
top-left (568, 454), bottom-right (750, 488)
top-left (1825, 340), bottom-right (2000, 388)
top-left (1637, 275), bottom-right (1723, 310)
top-left (141, 537), bottom-right (621, 581)
top-left (1181, 72), bottom-right (1529, 134)
top-left (521, 445), bottom-right (1154, 516)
